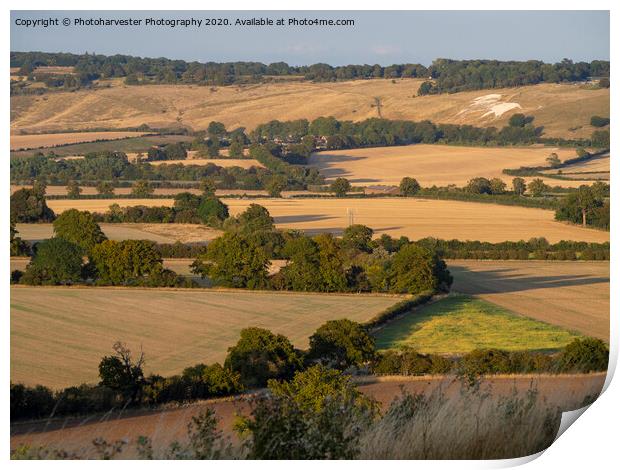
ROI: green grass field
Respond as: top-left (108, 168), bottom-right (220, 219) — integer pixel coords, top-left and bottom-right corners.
top-left (374, 295), bottom-right (581, 354)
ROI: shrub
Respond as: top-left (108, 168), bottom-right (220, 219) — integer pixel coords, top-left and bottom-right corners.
top-left (225, 327), bottom-right (303, 388)
top-left (556, 338), bottom-right (608, 373)
top-left (10, 188), bottom-right (55, 222)
top-left (308, 319), bottom-right (376, 370)
top-left (21, 237), bottom-right (84, 285)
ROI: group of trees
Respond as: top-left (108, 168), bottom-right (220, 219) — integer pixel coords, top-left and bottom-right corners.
top-left (11, 52), bottom-right (609, 93)
top-left (555, 184), bottom-right (610, 229)
top-left (12, 209), bottom-right (191, 287)
top-left (417, 237), bottom-right (609, 261)
top-left (11, 323), bottom-right (608, 423)
top-left (417, 58), bottom-right (610, 95)
top-left (191, 205), bottom-right (453, 295)
top-left (92, 192), bottom-right (229, 226)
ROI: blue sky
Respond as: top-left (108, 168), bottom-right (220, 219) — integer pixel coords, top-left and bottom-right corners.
top-left (10, 10), bottom-right (610, 66)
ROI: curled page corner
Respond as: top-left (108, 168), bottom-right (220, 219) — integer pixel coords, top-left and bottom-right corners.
top-left (555, 405), bottom-right (591, 442)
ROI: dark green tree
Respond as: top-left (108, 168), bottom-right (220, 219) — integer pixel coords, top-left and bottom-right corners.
top-left (21, 237), bottom-right (83, 285)
top-left (53, 209), bottom-right (107, 252)
top-left (512, 177), bottom-right (527, 196)
top-left (225, 327), bottom-right (303, 388)
top-left (309, 319), bottom-right (376, 369)
top-left (399, 177), bottom-right (421, 196)
top-left (388, 243), bottom-right (452, 294)
top-left (98, 342), bottom-right (146, 402)
top-left (10, 188), bottom-right (55, 223)
top-left (330, 178), bottom-right (351, 197)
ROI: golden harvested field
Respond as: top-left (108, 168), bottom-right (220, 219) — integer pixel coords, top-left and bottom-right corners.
top-left (541, 153), bottom-right (610, 180)
top-left (10, 286), bottom-right (403, 388)
top-left (10, 80), bottom-right (608, 139)
top-left (41, 198), bottom-right (610, 243)
top-left (15, 222), bottom-right (221, 244)
top-left (10, 131), bottom-right (147, 150)
top-left (308, 144), bottom-right (598, 188)
top-left (11, 373), bottom-right (605, 456)
top-left (449, 260), bottom-right (609, 340)
top-left (147, 158), bottom-right (263, 168)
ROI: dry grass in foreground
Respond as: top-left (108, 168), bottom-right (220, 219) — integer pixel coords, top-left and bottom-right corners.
top-left (10, 373), bottom-right (605, 459)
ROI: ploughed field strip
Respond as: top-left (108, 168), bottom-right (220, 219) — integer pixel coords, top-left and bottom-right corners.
top-left (373, 295), bottom-right (581, 354)
top-left (39, 197), bottom-right (610, 244)
top-left (10, 286), bottom-right (403, 389)
top-left (448, 260), bottom-right (610, 340)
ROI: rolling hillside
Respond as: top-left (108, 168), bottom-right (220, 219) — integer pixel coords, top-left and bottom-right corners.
top-left (11, 79), bottom-right (609, 139)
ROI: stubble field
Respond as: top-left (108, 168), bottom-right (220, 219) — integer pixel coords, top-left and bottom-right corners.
top-left (10, 286), bottom-right (404, 389)
top-left (308, 144), bottom-right (599, 188)
top-left (449, 260), bottom-right (610, 340)
top-left (38, 197), bottom-right (611, 243)
top-left (10, 131), bottom-right (147, 150)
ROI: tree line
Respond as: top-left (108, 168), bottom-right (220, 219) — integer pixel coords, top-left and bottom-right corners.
top-left (11, 326), bottom-right (608, 422)
top-left (417, 58), bottom-right (610, 95)
top-left (11, 52), bottom-right (609, 92)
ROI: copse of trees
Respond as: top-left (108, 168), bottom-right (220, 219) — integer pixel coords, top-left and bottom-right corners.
top-left (416, 237), bottom-right (609, 261)
top-left (20, 237), bottom-right (84, 285)
top-left (555, 184), bottom-right (609, 229)
top-left (308, 319), bottom-right (376, 370)
top-left (416, 58), bottom-right (610, 95)
top-left (10, 187), bottom-right (55, 222)
top-left (590, 116), bottom-right (610, 128)
top-left (399, 177), bottom-right (421, 196)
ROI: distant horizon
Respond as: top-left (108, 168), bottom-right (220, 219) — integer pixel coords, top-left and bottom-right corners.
top-left (10, 11), bottom-right (610, 66)
top-left (9, 49), bottom-right (611, 69)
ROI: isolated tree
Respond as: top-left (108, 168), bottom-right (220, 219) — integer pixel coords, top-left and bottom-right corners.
top-left (308, 319), bottom-right (375, 369)
top-left (10, 188), bottom-right (55, 223)
top-left (330, 178), bottom-right (351, 197)
top-left (96, 181), bottom-right (115, 196)
top-left (399, 177), bottom-right (421, 196)
top-left (546, 153), bottom-right (562, 168)
top-left (131, 180), bottom-right (154, 197)
top-left (21, 237), bottom-right (83, 285)
top-left (191, 232), bottom-right (269, 289)
top-left (225, 327), bottom-right (303, 388)
top-left (53, 209), bottom-right (107, 252)
top-left (512, 177), bottom-right (527, 196)
top-left (527, 178), bottom-right (548, 197)
top-left (98, 342), bottom-right (146, 402)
